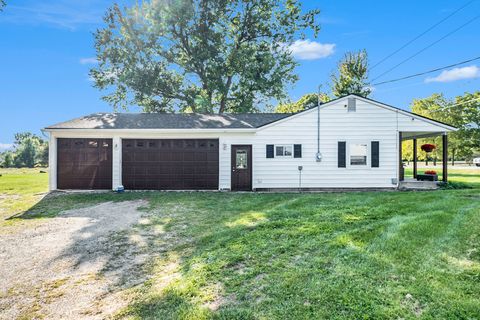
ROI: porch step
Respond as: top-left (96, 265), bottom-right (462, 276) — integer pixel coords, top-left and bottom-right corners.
top-left (398, 180), bottom-right (439, 190)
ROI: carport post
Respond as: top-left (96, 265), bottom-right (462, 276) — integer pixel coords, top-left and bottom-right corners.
top-left (442, 133), bottom-right (448, 182)
top-left (413, 138), bottom-right (417, 179)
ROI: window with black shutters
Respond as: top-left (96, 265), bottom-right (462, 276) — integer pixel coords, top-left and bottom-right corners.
top-left (349, 143), bottom-right (368, 166)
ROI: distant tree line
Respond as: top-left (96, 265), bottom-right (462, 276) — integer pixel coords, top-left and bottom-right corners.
top-left (402, 91), bottom-right (480, 164)
top-left (0, 133), bottom-right (48, 168)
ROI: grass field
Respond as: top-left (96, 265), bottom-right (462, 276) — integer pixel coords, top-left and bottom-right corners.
top-left (405, 167), bottom-right (480, 187)
top-left (1, 168), bottom-right (479, 318)
top-left (0, 168), bottom-right (48, 221)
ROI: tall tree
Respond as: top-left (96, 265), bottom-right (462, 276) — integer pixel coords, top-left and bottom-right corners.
top-left (92, 0), bottom-right (320, 113)
top-left (275, 92), bottom-right (330, 113)
top-left (454, 91), bottom-right (480, 157)
top-left (330, 49), bottom-right (371, 98)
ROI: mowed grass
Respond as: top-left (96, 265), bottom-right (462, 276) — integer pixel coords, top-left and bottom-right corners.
top-left (405, 167), bottom-right (480, 187)
top-left (0, 168), bottom-right (48, 221)
top-left (109, 190), bottom-right (480, 319)
top-left (1, 168), bottom-right (480, 318)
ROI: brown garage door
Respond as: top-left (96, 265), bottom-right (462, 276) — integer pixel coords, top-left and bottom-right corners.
top-left (57, 138), bottom-right (113, 189)
top-left (122, 139), bottom-right (219, 190)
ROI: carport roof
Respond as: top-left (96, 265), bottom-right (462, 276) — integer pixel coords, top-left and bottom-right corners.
top-left (45, 112), bottom-right (292, 130)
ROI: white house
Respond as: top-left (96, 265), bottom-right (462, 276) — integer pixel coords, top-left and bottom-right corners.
top-left (44, 95), bottom-right (456, 191)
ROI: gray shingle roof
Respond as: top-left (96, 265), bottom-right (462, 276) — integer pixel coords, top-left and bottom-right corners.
top-left (45, 113), bottom-right (292, 130)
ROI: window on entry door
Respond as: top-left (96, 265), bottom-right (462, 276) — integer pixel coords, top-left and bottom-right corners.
top-left (236, 149), bottom-right (248, 169)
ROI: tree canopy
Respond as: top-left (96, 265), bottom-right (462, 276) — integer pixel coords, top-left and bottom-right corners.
top-left (275, 49), bottom-right (371, 113)
top-left (275, 92), bottom-right (329, 113)
top-left (0, 132), bottom-right (48, 168)
top-left (91, 0), bottom-right (320, 113)
top-left (331, 49), bottom-right (371, 98)
top-left (404, 91), bottom-right (480, 163)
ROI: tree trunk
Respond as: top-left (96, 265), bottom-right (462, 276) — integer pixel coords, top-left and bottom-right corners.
top-left (219, 75), bottom-right (233, 113)
top-left (451, 149), bottom-right (455, 166)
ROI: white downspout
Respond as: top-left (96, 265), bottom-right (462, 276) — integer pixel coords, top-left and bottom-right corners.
top-left (316, 85), bottom-right (322, 162)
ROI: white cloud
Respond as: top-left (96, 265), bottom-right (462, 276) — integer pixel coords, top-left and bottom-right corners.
top-left (288, 40), bottom-right (336, 60)
top-left (425, 65), bottom-right (480, 83)
top-left (0, 143), bottom-right (13, 152)
top-left (80, 57), bottom-right (98, 65)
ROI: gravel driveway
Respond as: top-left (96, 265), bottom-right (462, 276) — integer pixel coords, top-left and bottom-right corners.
top-left (0, 200), bottom-right (149, 319)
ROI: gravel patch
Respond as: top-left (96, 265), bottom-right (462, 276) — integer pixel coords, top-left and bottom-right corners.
top-left (0, 200), bottom-right (148, 319)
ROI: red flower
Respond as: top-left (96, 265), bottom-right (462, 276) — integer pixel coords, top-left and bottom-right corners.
top-left (421, 144), bottom-right (436, 153)
top-left (424, 170), bottom-right (437, 175)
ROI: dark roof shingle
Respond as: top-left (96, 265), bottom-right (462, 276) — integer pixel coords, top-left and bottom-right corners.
top-left (45, 113), bottom-right (292, 130)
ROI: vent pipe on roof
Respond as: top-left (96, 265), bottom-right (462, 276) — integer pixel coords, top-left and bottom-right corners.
top-left (316, 85), bottom-right (322, 162)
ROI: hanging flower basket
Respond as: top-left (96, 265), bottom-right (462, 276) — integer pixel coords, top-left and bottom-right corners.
top-left (421, 144), bottom-right (436, 153)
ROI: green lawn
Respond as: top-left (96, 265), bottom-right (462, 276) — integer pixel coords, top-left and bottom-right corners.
top-left (405, 167), bottom-right (480, 187)
top-left (0, 168), bottom-right (48, 221)
top-left (1, 168), bottom-right (480, 319)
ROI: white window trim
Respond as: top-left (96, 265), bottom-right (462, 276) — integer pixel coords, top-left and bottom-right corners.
top-left (347, 141), bottom-right (371, 169)
top-left (274, 144), bottom-right (293, 158)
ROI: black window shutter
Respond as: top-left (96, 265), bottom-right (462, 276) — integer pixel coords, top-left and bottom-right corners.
top-left (266, 144), bottom-right (274, 158)
top-left (293, 144), bottom-right (302, 158)
top-left (338, 141), bottom-right (346, 168)
top-left (371, 141), bottom-right (379, 167)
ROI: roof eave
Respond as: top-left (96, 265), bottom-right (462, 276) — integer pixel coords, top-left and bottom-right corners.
top-left (43, 127), bottom-right (257, 133)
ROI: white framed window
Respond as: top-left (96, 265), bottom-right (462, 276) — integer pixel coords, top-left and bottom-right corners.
top-left (349, 143), bottom-right (368, 166)
top-left (275, 145), bottom-right (293, 157)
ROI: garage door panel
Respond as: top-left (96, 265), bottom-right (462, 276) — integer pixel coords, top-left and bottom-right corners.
top-left (122, 139), bottom-right (218, 190)
top-left (57, 138), bottom-right (112, 190)
top-left (158, 152), bottom-right (171, 161)
top-left (207, 152), bottom-right (218, 161)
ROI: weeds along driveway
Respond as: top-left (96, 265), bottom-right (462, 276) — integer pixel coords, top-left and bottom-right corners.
top-left (0, 198), bottom-right (149, 319)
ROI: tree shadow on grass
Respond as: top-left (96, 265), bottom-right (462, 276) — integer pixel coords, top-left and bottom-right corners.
top-left (7, 191), bottom-right (149, 220)
top-left (116, 190), bottom-right (480, 319)
top-left (114, 192), bottom-right (387, 319)
top-left (5, 190), bottom-right (479, 318)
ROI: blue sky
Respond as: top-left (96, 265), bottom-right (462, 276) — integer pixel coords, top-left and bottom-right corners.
top-left (0, 0), bottom-right (479, 148)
